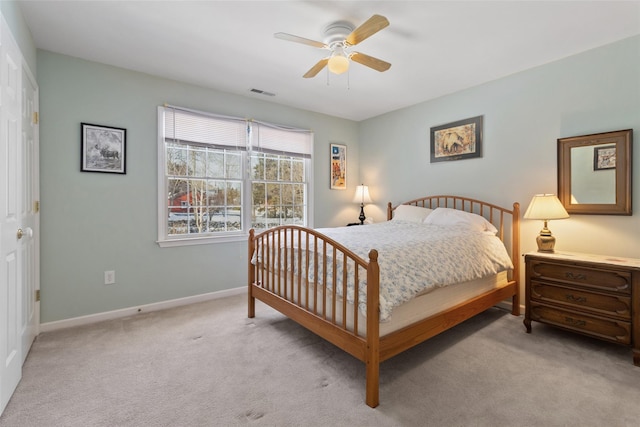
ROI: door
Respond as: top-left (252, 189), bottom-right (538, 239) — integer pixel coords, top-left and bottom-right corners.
top-left (20, 64), bottom-right (39, 363)
top-left (0, 15), bottom-right (24, 414)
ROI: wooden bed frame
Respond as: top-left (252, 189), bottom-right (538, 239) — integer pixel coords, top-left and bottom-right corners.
top-left (248, 195), bottom-right (520, 408)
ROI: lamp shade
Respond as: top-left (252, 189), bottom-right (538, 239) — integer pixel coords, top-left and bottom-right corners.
top-left (353, 185), bottom-right (372, 204)
top-left (523, 194), bottom-right (569, 220)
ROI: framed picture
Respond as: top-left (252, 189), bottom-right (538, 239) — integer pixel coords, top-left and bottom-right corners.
top-left (430, 116), bottom-right (482, 163)
top-left (330, 143), bottom-right (346, 190)
top-left (593, 145), bottom-right (616, 170)
top-left (81, 123), bottom-right (126, 174)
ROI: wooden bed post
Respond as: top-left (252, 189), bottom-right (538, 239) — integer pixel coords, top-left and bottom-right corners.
top-left (387, 202), bottom-right (393, 221)
top-left (365, 249), bottom-right (380, 408)
top-left (511, 202), bottom-right (521, 316)
top-left (248, 229), bottom-right (256, 319)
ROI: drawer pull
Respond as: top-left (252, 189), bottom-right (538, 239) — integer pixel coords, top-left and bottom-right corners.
top-left (565, 294), bottom-right (587, 303)
top-left (564, 316), bottom-right (587, 327)
top-left (565, 272), bottom-right (587, 281)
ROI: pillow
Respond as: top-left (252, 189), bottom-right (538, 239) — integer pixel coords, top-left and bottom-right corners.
top-left (392, 205), bottom-right (434, 223)
top-left (423, 207), bottom-right (498, 234)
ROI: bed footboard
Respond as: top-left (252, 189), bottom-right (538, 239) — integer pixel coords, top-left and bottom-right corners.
top-left (248, 226), bottom-right (381, 407)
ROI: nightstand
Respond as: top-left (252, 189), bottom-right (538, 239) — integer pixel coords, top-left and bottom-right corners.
top-left (524, 251), bottom-right (640, 366)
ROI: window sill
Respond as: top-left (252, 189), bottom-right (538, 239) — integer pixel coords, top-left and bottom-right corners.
top-left (157, 233), bottom-right (246, 248)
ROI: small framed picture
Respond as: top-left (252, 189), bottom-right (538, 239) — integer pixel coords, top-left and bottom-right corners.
top-left (330, 143), bottom-right (347, 190)
top-left (593, 145), bottom-right (616, 170)
top-left (81, 123), bottom-right (126, 174)
top-left (430, 116), bottom-right (483, 163)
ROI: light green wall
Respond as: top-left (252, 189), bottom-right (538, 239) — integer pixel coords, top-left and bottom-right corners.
top-left (38, 51), bottom-right (359, 322)
top-left (360, 35), bottom-right (640, 259)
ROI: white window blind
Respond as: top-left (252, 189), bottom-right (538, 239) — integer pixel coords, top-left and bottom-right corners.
top-left (163, 106), bottom-right (247, 149)
top-left (252, 121), bottom-right (313, 158)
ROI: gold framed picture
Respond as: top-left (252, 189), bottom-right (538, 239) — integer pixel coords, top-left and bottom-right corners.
top-left (330, 143), bottom-right (346, 190)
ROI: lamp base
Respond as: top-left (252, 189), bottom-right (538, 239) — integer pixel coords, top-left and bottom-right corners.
top-left (536, 233), bottom-right (556, 253)
top-left (358, 204), bottom-right (366, 225)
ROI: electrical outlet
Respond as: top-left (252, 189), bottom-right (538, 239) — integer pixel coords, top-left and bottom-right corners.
top-left (104, 270), bottom-right (116, 285)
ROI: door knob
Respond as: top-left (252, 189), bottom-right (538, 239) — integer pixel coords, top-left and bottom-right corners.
top-left (16, 227), bottom-right (32, 240)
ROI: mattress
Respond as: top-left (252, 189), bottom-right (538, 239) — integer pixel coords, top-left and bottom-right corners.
top-left (378, 271), bottom-right (508, 336)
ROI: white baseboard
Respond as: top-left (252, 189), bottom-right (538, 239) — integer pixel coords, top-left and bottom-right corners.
top-left (40, 289), bottom-right (523, 333)
top-left (39, 286), bottom-right (246, 333)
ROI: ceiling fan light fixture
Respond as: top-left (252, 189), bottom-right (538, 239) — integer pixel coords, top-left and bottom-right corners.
top-left (275, 14), bottom-right (390, 79)
top-left (328, 54), bottom-right (349, 74)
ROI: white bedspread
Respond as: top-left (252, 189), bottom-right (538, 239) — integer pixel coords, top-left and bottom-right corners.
top-left (254, 220), bottom-right (513, 322)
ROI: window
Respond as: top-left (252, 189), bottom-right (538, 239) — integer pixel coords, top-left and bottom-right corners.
top-left (157, 106), bottom-right (313, 247)
top-left (250, 122), bottom-right (311, 230)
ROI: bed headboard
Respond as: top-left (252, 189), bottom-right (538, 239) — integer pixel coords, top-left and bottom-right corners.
top-left (387, 195), bottom-right (520, 283)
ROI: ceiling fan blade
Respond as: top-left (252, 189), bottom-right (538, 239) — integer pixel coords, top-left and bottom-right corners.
top-left (274, 32), bottom-right (327, 49)
top-left (303, 58), bottom-right (329, 78)
top-left (350, 52), bottom-right (391, 72)
top-left (345, 15), bottom-right (389, 46)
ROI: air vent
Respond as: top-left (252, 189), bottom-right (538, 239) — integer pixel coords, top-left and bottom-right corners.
top-left (250, 88), bottom-right (276, 97)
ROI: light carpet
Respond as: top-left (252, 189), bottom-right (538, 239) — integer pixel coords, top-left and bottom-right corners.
top-left (2, 293), bottom-right (640, 426)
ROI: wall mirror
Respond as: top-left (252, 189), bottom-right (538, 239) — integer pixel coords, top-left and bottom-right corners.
top-left (558, 129), bottom-right (632, 215)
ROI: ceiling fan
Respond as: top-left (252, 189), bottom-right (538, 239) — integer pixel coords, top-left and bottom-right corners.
top-left (274, 14), bottom-right (391, 78)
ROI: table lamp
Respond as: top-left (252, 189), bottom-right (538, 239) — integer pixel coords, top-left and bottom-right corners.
top-left (353, 184), bottom-right (372, 225)
top-left (523, 194), bottom-right (569, 252)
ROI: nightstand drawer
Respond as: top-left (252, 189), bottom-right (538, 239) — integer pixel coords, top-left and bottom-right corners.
top-left (531, 281), bottom-right (631, 319)
top-left (530, 302), bottom-right (631, 345)
top-left (529, 260), bottom-right (631, 294)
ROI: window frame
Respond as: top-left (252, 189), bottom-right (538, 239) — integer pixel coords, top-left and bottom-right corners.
top-left (156, 106), bottom-right (313, 247)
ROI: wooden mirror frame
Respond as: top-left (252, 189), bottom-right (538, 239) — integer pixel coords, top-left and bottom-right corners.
top-left (558, 129), bottom-right (632, 215)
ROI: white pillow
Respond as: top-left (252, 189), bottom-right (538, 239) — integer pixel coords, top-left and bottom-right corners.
top-left (423, 207), bottom-right (498, 234)
top-left (392, 205), bottom-right (434, 223)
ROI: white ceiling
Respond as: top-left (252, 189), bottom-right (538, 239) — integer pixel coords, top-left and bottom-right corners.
top-left (17, 1), bottom-right (640, 121)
